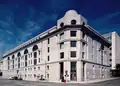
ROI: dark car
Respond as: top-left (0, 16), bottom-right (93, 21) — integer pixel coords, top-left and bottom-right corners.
top-left (9, 76), bottom-right (22, 80)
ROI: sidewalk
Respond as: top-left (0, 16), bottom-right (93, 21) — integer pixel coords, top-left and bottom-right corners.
top-left (79, 77), bottom-right (120, 84)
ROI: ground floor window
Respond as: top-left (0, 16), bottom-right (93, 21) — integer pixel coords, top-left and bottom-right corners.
top-left (70, 62), bottom-right (77, 81)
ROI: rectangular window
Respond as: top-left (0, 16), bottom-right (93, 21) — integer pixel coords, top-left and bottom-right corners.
top-left (38, 67), bottom-right (40, 70)
top-left (34, 59), bottom-right (37, 65)
top-left (39, 58), bottom-right (40, 63)
top-left (34, 67), bottom-right (36, 71)
top-left (60, 33), bottom-right (64, 40)
top-left (47, 65), bottom-right (49, 70)
top-left (71, 51), bottom-right (76, 57)
top-left (48, 47), bottom-right (50, 52)
top-left (18, 63), bottom-right (20, 68)
top-left (34, 52), bottom-right (37, 58)
top-left (60, 42), bottom-right (64, 49)
top-left (29, 60), bottom-right (30, 65)
top-left (47, 74), bottom-right (49, 78)
top-left (38, 50), bottom-right (40, 55)
top-left (48, 38), bottom-right (50, 44)
top-left (70, 31), bottom-right (76, 37)
top-left (60, 52), bottom-right (64, 59)
top-left (25, 55), bottom-right (27, 60)
top-left (70, 41), bottom-right (76, 47)
top-left (25, 62), bottom-right (27, 67)
top-left (48, 56), bottom-right (50, 61)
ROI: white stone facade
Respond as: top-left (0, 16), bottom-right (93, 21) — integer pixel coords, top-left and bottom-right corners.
top-left (2, 10), bottom-right (111, 82)
top-left (103, 32), bottom-right (120, 70)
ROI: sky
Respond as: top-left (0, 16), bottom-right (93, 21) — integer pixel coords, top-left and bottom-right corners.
top-left (0, 0), bottom-right (120, 57)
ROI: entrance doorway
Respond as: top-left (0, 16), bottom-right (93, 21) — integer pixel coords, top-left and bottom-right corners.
top-left (59, 62), bottom-right (64, 80)
top-left (70, 62), bottom-right (77, 81)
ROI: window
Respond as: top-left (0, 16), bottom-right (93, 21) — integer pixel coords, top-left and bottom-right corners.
top-left (70, 41), bottom-right (76, 47)
top-left (29, 54), bottom-right (30, 58)
top-left (31, 53), bottom-right (32, 57)
top-left (48, 47), bottom-right (50, 52)
top-left (38, 50), bottom-right (40, 55)
top-left (82, 52), bottom-right (85, 58)
top-left (109, 53), bottom-right (112, 56)
top-left (109, 59), bottom-right (112, 62)
top-left (47, 65), bottom-right (49, 70)
top-left (39, 58), bottom-right (40, 63)
top-left (71, 19), bottom-right (77, 25)
top-left (25, 62), bottom-right (27, 67)
top-left (34, 74), bottom-right (36, 78)
top-left (48, 56), bottom-right (50, 61)
top-left (60, 52), bottom-right (64, 59)
top-left (60, 33), bottom-right (64, 40)
top-left (60, 22), bottom-right (64, 27)
top-left (38, 67), bottom-right (40, 70)
top-left (71, 51), bottom-right (76, 57)
top-left (34, 67), bottom-right (36, 71)
top-left (34, 52), bottom-right (37, 58)
top-left (25, 55), bottom-right (27, 60)
top-left (29, 60), bottom-right (30, 65)
top-left (47, 74), bottom-right (49, 78)
top-left (8, 57), bottom-right (10, 60)
top-left (70, 31), bottom-right (76, 37)
top-left (48, 38), bottom-right (50, 44)
top-left (34, 59), bottom-right (37, 65)
top-left (60, 42), bottom-right (64, 49)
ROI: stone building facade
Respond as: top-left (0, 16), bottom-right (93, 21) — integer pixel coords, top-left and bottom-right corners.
top-left (2, 10), bottom-right (111, 82)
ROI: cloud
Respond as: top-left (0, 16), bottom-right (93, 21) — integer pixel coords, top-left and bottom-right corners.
top-left (5, 30), bottom-right (14, 35)
top-left (89, 11), bottom-right (120, 34)
top-left (0, 5), bottom-right (59, 57)
top-left (91, 12), bottom-right (120, 26)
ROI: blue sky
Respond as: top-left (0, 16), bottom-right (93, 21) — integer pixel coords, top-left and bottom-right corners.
top-left (0, 0), bottom-right (120, 56)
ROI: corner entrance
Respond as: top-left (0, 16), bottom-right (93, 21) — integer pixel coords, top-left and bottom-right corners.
top-left (70, 62), bottom-right (77, 81)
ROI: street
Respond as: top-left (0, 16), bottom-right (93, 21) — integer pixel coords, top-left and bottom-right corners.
top-left (0, 78), bottom-right (120, 86)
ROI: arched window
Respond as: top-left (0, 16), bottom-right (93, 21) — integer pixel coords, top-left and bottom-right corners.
top-left (60, 22), bottom-right (64, 28)
top-left (17, 52), bottom-right (21, 57)
top-left (32, 45), bottom-right (38, 51)
top-left (12, 55), bottom-right (15, 59)
top-left (32, 45), bottom-right (38, 65)
top-left (71, 19), bottom-right (77, 25)
top-left (24, 49), bottom-right (28, 54)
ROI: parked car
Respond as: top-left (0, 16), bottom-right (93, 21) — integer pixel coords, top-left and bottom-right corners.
top-left (9, 76), bottom-right (18, 80)
top-left (17, 77), bottom-right (23, 80)
top-left (9, 77), bottom-right (15, 80)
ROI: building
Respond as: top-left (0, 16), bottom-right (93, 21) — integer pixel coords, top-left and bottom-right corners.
top-left (2, 10), bottom-right (111, 82)
top-left (103, 32), bottom-right (120, 70)
top-left (0, 60), bottom-right (3, 76)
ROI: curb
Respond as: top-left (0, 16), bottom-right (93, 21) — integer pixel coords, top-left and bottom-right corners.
top-left (79, 77), bottom-right (120, 84)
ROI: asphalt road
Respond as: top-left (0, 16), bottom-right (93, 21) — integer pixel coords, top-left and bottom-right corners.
top-left (0, 78), bottom-right (120, 86)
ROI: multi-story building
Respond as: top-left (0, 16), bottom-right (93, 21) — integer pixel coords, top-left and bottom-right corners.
top-left (2, 10), bottom-right (111, 82)
top-left (0, 60), bottom-right (3, 76)
top-left (103, 32), bottom-right (120, 70)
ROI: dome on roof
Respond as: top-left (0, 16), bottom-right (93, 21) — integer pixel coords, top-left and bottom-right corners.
top-left (64, 10), bottom-right (78, 17)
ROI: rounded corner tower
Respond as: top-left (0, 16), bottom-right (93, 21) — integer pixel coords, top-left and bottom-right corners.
top-left (57, 10), bottom-right (87, 29)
